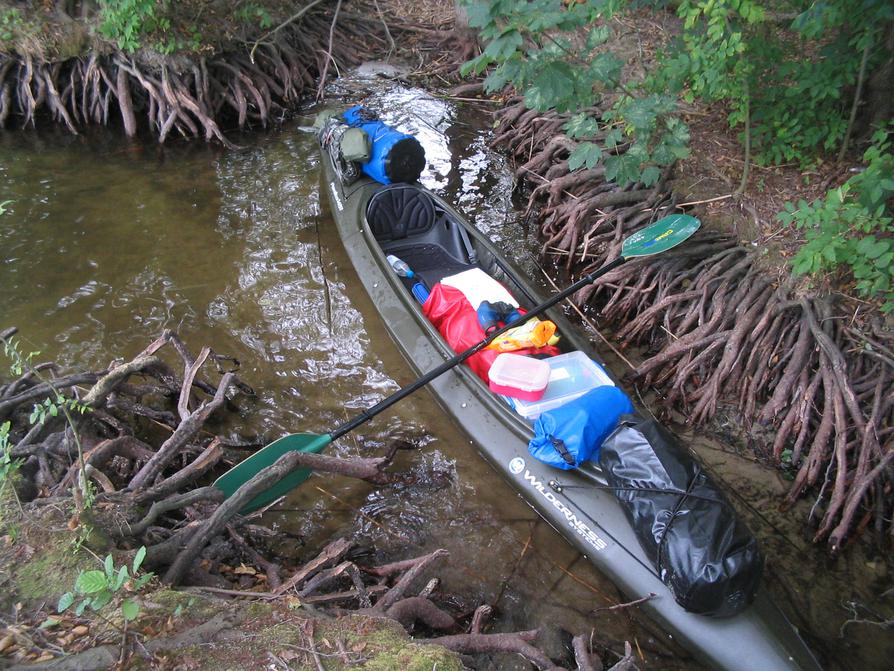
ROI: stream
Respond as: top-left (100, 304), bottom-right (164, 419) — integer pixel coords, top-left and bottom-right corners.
top-left (1, 75), bottom-right (890, 670)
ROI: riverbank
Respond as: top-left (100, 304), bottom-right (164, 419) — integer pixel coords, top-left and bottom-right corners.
top-left (0, 326), bottom-right (643, 670)
top-left (0, 489), bottom-right (466, 671)
top-left (2, 2), bottom-right (891, 669)
top-left (475, 6), bottom-right (893, 561)
top-left (0, 0), bottom-right (465, 142)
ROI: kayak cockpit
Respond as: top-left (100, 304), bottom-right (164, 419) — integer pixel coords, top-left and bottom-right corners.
top-left (366, 184), bottom-right (479, 289)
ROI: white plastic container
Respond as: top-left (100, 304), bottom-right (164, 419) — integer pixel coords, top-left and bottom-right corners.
top-left (509, 351), bottom-right (614, 419)
top-left (488, 353), bottom-right (551, 401)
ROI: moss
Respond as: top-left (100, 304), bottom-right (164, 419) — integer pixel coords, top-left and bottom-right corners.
top-left (327, 615), bottom-right (464, 671)
top-left (0, 484), bottom-right (88, 608)
top-left (11, 527), bottom-right (94, 606)
top-left (130, 607), bottom-right (464, 671)
top-left (142, 589), bottom-right (228, 624)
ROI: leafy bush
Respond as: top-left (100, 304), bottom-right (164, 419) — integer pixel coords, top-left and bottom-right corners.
top-left (0, 8), bottom-right (23, 43)
top-left (2, 337), bottom-right (94, 506)
top-left (780, 129), bottom-right (894, 311)
top-left (459, 0), bottom-right (688, 186)
top-left (667, 0), bottom-right (893, 167)
top-left (235, 3), bottom-right (274, 30)
top-left (58, 547), bottom-right (152, 621)
top-left (29, 393), bottom-right (90, 426)
top-left (98, 0), bottom-right (169, 53)
top-left (0, 421), bottom-right (23, 501)
top-left (3, 338), bottom-right (91, 424)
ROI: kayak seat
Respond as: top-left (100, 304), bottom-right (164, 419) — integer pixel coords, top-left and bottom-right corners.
top-left (367, 185), bottom-right (478, 286)
top-left (367, 184), bottom-right (436, 241)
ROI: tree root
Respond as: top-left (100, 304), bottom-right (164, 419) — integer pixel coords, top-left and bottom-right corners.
top-left (1, 322), bottom-right (640, 668)
top-left (0, 1), bottom-right (433, 143)
top-left (491, 98), bottom-right (894, 553)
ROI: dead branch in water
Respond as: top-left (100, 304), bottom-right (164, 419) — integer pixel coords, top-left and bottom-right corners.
top-left (0, 326), bottom-right (641, 669)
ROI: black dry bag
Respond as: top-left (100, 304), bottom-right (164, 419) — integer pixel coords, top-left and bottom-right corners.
top-left (599, 415), bottom-right (763, 617)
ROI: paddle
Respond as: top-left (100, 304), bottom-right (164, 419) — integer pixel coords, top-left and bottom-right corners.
top-left (214, 213), bottom-right (700, 511)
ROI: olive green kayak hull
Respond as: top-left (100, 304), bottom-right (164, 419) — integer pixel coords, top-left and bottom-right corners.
top-left (319, 149), bottom-right (822, 671)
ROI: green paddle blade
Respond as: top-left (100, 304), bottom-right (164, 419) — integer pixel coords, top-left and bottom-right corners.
top-left (213, 432), bottom-right (332, 513)
top-left (622, 214), bottom-right (700, 258)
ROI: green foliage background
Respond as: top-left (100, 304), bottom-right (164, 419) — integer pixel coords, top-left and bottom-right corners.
top-left (461, 0), bottom-right (894, 311)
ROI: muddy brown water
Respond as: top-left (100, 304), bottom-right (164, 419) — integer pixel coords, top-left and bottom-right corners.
top-left (1, 83), bottom-right (890, 670)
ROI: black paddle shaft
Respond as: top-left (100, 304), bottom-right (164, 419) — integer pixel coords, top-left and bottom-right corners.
top-left (330, 255), bottom-right (627, 441)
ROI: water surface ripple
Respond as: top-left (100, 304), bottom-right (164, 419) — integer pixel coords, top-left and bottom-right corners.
top-left (2, 86), bottom-right (881, 670)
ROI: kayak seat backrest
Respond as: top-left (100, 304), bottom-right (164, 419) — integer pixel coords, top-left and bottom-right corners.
top-left (367, 185), bottom-right (480, 286)
top-left (367, 185), bottom-right (435, 241)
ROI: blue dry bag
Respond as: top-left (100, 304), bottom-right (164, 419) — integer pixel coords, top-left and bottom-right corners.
top-left (528, 385), bottom-right (633, 470)
top-left (343, 106), bottom-right (426, 184)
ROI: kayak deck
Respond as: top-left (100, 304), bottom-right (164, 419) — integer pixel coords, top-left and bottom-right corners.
top-left (319, 154), bottom-right (821, 671)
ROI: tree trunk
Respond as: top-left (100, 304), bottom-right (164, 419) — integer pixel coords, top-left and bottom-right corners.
top-left (865, 21), bottom-right (894, 136)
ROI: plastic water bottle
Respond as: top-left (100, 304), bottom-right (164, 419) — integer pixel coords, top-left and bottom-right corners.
top-left (386, 254), bottom-right (415, 278)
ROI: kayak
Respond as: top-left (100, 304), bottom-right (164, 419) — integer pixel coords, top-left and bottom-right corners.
top-left (317, 144), bottom-right (822, 671)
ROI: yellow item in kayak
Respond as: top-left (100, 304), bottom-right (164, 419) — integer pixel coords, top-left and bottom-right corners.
top-left (486, 318), bottom-right (557, 352)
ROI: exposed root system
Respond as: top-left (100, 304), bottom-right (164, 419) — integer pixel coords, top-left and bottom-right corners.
top-left (0, 327), bottom-right (639, 669)
top-left (492, 97), bottom-right (894, 554)
top-left (0, 1), bottom-right (426, 143)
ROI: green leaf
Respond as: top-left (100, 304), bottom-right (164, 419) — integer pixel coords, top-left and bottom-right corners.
top-left (484, 30), bottom-right (523, 61)
top-left (57, 592), bottom-right (75, 613)
top-left (484, 58), bottom-right (522, 92)
top-left (856, 236), bottom-right (890, 260)
top-left (624, 95), bottom-right (677, 133)
top-left (604, 154), bottom-right (641, 186)
top-left (821, 245), bottom-right (837, 263)
top-left (586, 25), bottom-right (610, 49)
top-left (133, 574), bottom-right (153, 589)
top-left (90, 592), bottom-right (113, 611)
top-left (588, 52), bottom-right (623, 87)
top-left (465, 2), bottom-right (493, 29)
top-left (603, 128), bottom-right (623, 150)
top-left (564, 113), bottom-right (600, 139)
top-left (104, 554), bottom-right (115, 580)
top-left (459, 53), bottom-right (491, 78)
top-left (641, 166), bottom-right (662, 186)
top-left (791, 254), bottom-right (814, 275)
top-left (75, 570), bottom-right (108, 595)
top-left (74, 599), bottom-right (88, 617)
top-left (524, 61), bottom-right (575, 111)
top-left (133, 546), bottom-right (147, 574)
top-left (114, 565), bottom-right (129, 591)
top-left (624, 98), bottom-right (659, 131)
top-left (121, 599), bottom-right (140, 621)
top-left (567, 142), bottom-right (603, 171)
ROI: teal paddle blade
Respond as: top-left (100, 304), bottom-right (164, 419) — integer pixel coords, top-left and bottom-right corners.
top-left (622, 214), bottom-right (700, 258)
top-left (213, 432), bottom-right (332, 513)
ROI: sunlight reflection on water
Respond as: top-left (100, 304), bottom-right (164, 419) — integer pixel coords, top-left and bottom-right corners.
top-left (0, 84), bottom-right (705, 670)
